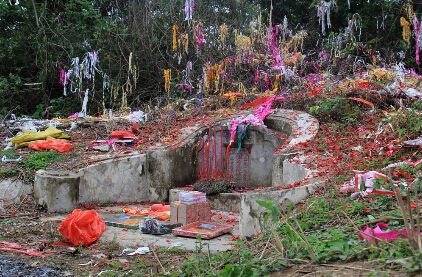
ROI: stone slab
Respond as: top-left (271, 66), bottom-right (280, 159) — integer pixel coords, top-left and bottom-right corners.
top-left (0, 179), bottom-right (32, 210)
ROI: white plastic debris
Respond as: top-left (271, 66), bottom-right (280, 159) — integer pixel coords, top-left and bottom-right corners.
top-left (404, 137), bottom-right (422, 147)
top-left (126, 110), bottom-right (147, 123)
top-left (121, 247), bottom-right (150, 256)
top-left (404, 88), bottom-right (422, 98)
top-left (1, 155), bottom-right (22, 162)
top-left (65, 122), bottom-right (78, 132)
top-left (80, 89), bottom-right (89, 117)
top-left (20, 121), bottom-right (37, 132)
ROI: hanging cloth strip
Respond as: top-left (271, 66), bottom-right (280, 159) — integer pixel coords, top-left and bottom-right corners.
top-left (184, 0), bottom-right (194, 21)
top-left (413, 16), bottom-right (421, 65)
top-left (172, 24), bottom-right (179, 52)
top-left (400, 17), bottom-right (410, 44)
top-left (224, 96), bottom-right (283, 166)
top-left (236, 123), bottom-right (250, 152)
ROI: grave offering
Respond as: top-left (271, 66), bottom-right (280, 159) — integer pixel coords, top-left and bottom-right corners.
top-left (139, 217), bottom-right (182, 235)
top-left (101, 213), bottom-right (145, 230)
top-left (172, 221), bottom-right (233, 239)
top-left (170, 201), bottom-right (212, 225)
top-left (179, 191), bottom-right (206, 204)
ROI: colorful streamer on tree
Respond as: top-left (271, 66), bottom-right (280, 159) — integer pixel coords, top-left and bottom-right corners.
top-left (400, 17), bottom-right (410, 44)
top-left (172, 24), bottom-right (179, 52)
top-left (413, 16), bottom-right (421, 65)
top-left (184, 0), bottom-right (194, 21)
top-left (164, 69), bottom-right (171, 95)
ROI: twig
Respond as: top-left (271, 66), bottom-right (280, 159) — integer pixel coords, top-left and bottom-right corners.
top-left (150, 245), bottom-right (168, 275)
top-left (259, 237), bottom-right (271, 260)
top-left (320, 264), bottom-right (373, 272)
top-left (302, 269), bottom-right (339, 276)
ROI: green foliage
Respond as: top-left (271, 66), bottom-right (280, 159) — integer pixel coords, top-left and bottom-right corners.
top-left (387, 109), bottom-right (422, 139)
top-left (309, 97), bottom-right (361, 123)
top-left (0, 168), bottom-right (19, 179)
top-left (404, 253), bottom-right (422, 274)
top-left (175, 240), bottom-right (270, 277)
top-left (23, 151), bottom-right (63, 171)
top-left (257, 199), bottom-right (281, 224)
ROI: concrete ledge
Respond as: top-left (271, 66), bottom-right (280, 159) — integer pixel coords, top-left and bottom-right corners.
top-left (239, 179), bottom-right (325, 238)
top-left (170, 188), bottom-right (241, 213)
top-left (34, 170), bottom-right (81, 212)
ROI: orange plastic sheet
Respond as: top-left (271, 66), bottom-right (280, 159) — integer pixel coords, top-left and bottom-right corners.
top-left (28, 139), bottom-right (73, 153)
top-left (122, 204), bottom-right (170, 221)
top-left (58, 209), bottom-right (106, 247)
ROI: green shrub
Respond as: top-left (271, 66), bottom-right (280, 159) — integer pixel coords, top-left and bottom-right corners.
top-left (309, 97), bottom-right (361, 123)
top-left (23, 151), bottom-right (63, 171)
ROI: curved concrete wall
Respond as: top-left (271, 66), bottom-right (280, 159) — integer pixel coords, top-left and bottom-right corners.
top-left (34, 109), bottom-right (320, 217)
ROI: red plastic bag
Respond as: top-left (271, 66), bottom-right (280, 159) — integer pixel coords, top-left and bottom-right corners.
top-left (240, 96), bottom-right (271, 110)
top-left (28, 139), bottom-right (73, 153)
top-left (58, 209), bottom-right (106, 247)
top-left (111, 130), bottom-right (137, 139)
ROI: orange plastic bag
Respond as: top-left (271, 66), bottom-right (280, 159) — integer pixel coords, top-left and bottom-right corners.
top-left (28, 139), bottom-right (73, 153)
top-left (58, 209), bottom-right (106, 247)
top-left (111, 130), bottom-right (136, 139)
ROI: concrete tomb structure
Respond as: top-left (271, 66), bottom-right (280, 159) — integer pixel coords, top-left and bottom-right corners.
top-left (34, 109), bottom-right (322, 237)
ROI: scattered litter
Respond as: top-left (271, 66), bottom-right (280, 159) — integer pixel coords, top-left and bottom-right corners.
top-left (28, 139), bottom-right (73, 153)
top-left (92, 144), bottom-right (110, 152)
top-left (403, 136), bottom-right (422, 147)
top-left (340, 171), bottom-right (394, 199)
top-left (384, 159), bottom-right (421, 170)
top-left (69, 112), bottom-right (81, 119)
top-left (65, 122), bottom-right (78, 132)
top-left (403, 87), bottom-right (422, 98)
top-left (101, 213), bottom-right (144, 229)
top-left (111, 130), bottom-right (137, 140)
top-left (11, 126), bottom-right (70, 148)
top-left (121, 246), bottom-right (150, 256)
top-left (58, 209), bottom-right (106, 247)
top-left (92, 253), bottom-right (107, 259)
top-left (123, 204), bottom-right (170, 221)
top-left (0, 241), bottom-right (53, 257)
top-left (114, 139), bottom-right (135, 147)
top-left (1, 155), bottom-right (22, 162)
top-left (3, 141), bottom-right (13, 150)
top-left (79, 260), bottom-right (94, 266)
top-left (140, 217), bottom-right (182, 235)
top-left (20, 121), bottom-right (37, 132)
top-left (359, 223), bottom-right (421, 242)
top-left (170, 242), bottom-right (183, 248)
top-left (351, 145), bottom-right (363, 152)
top-left (126, 110), bottom-right (148, 123)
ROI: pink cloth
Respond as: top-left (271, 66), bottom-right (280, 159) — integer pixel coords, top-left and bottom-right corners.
top-left (359, 223), bottom-right (418, 242)
top-left (59, 69), bottom-right (67, 86)
top-left (229, 96), bottom-right (283, 143)
top-left (195, 24), bottom-right (205, 49)
top-left (413, 16), bottom-right (420, 65)
top-left (265, 25), bottom-right (283, 70)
